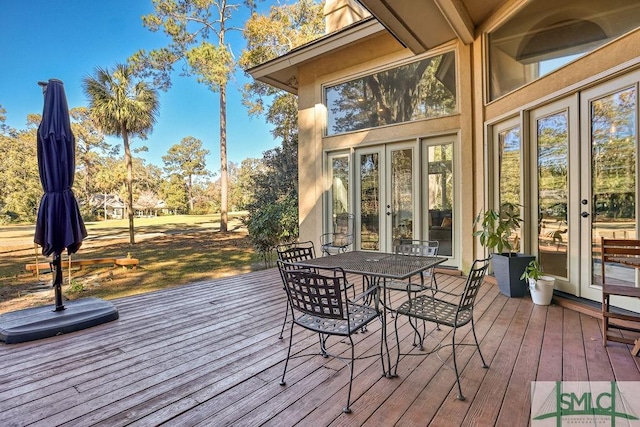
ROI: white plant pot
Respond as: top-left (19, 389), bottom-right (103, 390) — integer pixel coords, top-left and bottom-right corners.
top-left (528, 276), bottom-right (555, 305)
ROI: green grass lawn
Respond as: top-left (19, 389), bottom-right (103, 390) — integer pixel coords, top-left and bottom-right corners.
top-left (0, 212), bottom-right (263, 313)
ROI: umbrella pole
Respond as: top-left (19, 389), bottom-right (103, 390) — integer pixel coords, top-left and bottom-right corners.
top-left (53, 254), bottom-right (65, 311)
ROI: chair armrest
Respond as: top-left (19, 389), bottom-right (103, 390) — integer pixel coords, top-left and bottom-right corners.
top-left (351, 285), bottom-right (379, 306)
top-left (418, 288), bottom-right (461, 299)
top-left (320, 232), bottom-right (334, 246)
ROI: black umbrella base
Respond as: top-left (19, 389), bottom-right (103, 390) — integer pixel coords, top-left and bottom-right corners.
top-left (0, 297), bottom-right (119, 344)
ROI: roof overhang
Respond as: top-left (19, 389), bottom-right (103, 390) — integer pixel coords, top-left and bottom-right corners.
top-left (358, 0), bottom-right (474, 53)
top-left (247, 18), bottom-right (386, 95)
top-left (247, 1), bottom-right (507, 93)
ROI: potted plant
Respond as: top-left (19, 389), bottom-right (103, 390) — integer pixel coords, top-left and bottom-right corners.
top-left (473, 202), bottom-right (535, 297)
top-left (520, 260), bottom-right (556, 305)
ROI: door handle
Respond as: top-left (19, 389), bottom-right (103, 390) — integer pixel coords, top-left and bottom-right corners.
top-left (581, 211), bottom-right (589, 218)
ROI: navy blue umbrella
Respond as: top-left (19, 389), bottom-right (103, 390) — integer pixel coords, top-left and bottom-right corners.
top-left (34, 79), bottom-right (87, 312)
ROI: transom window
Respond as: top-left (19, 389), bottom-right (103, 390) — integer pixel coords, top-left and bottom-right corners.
top-left (324, 51), bottom-right (457, 136)
top-left (488, 0), bottom-right (640, 100)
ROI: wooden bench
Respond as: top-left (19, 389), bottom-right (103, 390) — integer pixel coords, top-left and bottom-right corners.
top-left (26, 257), bottom-right (139, 273)
top-left (601, 238), bottom-right (640, 355)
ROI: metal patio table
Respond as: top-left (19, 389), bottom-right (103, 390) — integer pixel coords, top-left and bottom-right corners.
top-left (294, 250), bottom-right (447, 377)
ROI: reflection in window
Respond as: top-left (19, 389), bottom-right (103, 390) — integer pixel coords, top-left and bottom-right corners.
top-left (498, 127), bottom-right (521, 206)
top-left (498, 126), bottom-right (521, 249)
top-left (537, 112), bottom-right (568, 279)
top-left (330, 155), bottom-right (350, 216)
top-left (360, 153), bottom-right (380, 250)
top-left (591, 87), bottom-right (637, 286)
top-left (325, 51), bottom-right (456, 136)
top-left (427, 144), bottom-right (453, 256)
top-left (488, 0), bottom-right (640, 100)
top-left (391, 149), bottom-right (413, 245)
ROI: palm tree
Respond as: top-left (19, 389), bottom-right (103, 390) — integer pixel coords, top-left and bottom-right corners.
top-left (83, 63), bottom-right (159, 244)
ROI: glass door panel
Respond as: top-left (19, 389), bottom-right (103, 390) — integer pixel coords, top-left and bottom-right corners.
top-left (355, 142), bottom-right (418, 252)
top-left (390, 148), bottom-right (414, 246)
top-left (426, 143), bottom-right (454, 256)
top-left (359, 152), bottom-right (381, 251)
top-left (589, 86), bottom-right (637, 292)
top-left (537, 111), bottom-right (569, 279)
top-left (329, 154), bottom-right (350, 219)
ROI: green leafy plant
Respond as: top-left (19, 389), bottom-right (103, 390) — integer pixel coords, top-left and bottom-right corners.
top-left (520, 259), bottom-right (544, 281)
top-left (68, 279), bottom-right (85, 293)
top-left (473, 202), bottom-right (523, 256)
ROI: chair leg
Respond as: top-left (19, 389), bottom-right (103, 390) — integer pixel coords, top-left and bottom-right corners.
top-left (280, 322), bottom-right (295, 386)
top-left (394, 315), bottom-right (401, 376)
top-left (451, 327), bottom-right (465, 401)
top-left (319, 333), bottom-right (329, 357)
top-left (279, 301), bottom-right (289, 339)
top-left (602, 294), bottom-right (609, 347)
top-left (343, 336), bottom-right (355, 413)
top-left (407, 316), bottom-right (424, 349)
top-left (472, 317), bottom-right (488, 369)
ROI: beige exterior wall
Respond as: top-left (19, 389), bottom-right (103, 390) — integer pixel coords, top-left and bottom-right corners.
top-left (295, 14), bottom-right (640, 274)
top-left (295, 31), bottom-right (478, 268)
top-left (297, 32), bottom-right (408, 245)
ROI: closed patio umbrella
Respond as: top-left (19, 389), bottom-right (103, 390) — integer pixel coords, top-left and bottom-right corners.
top-left (34, 78), bottom-right (87, 311)
top-left (0, 79), bottom-right (118, 344)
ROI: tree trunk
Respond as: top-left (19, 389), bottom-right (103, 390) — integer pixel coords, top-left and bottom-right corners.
top-left (188, 173), bottom-right (194, 212)
top-left (123, 128), bottom-right (135, 244)
top-left (219, 83), bottom-right (228, 232)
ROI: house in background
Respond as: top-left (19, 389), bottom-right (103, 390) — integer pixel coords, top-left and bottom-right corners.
top-left (248, 0), bottom-right (640, 310)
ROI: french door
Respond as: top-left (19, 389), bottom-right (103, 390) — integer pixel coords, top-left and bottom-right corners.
top-left (355, 142), bottom-right (419, 253)
top-left (529, 97), bottom-right (579, 295)
top-left (580, 74), bottom-right (639, 306)
top-left (527, 72), bottom-right (640, 308)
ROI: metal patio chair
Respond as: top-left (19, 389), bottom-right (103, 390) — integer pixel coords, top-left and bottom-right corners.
top-left (386, 240), bottom-right (440, 302)
top-left (275, 241), bottom-right (316, 339)
top-left (393, 258), bottom-right (490, 401)
top-left (320, 213), bottom-right (355, 256)
top-left (277, 261), bottom-right (380, 413)
top-left (384, 240), bottom-right (439, 345)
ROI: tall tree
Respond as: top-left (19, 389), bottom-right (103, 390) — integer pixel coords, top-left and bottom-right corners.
top-left (0, 115), bottom-right (41, 222)
top-left (93, 155), bottom-right (125, 220)
top-left (83, 63), bottom-right (160, 244)
top-left (162, 136), bottom-right (210, 212)
top-left (239, 0), bottom-right (324, 257)
top-left (70, 107), bottom-right (112, 205)
top-left (239, 0), bottom-right (324, 116)
top-left (130, 0), bottom-right (257, 232)
top-left (160, 173), bottom-right (189, 213)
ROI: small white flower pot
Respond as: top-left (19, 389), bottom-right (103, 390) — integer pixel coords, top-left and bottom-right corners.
top-left (528, 276), bottom-right (555, 305)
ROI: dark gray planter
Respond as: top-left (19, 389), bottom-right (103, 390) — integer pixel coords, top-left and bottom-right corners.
top-left (491, 253), bottom-right (535, 297)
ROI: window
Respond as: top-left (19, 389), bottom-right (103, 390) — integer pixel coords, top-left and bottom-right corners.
top-left (426, 143), bottom-right (454, 257)
top-left (329, 154), bottom-right (350, 217)
top-left (325, 51), bottom-right (457, 136)
top-left (488, 0), bottom-right (640, 100)
top-left (493, 123), bottom-right (523, 250)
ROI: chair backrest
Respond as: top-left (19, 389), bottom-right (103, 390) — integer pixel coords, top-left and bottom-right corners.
top-left (601, 237), bottom-right (640, 285)
top-left (277, 261), bottom-right (348, 320)
top-left (276, 241), bottom-right (316, 264)
top-left (395, 240), bottom-right (439, 257)
top-left (332, 213), bottom-right (355, 246)
top-left (459, 258), bottom-right (490, 312)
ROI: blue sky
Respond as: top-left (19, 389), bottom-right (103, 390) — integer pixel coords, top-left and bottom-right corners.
top-left (0, 0), bottom-right (282, 173)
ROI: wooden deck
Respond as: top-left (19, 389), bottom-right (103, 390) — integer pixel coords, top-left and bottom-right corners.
top-left (1, 268), bottom-right (640, 426)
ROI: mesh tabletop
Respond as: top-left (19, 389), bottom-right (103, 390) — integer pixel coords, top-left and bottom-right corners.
top-left (295, 251), bottom-right (447, 280)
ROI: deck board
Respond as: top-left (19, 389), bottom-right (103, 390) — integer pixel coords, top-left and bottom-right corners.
top-left (1, 267), bottom-right (639, 426)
